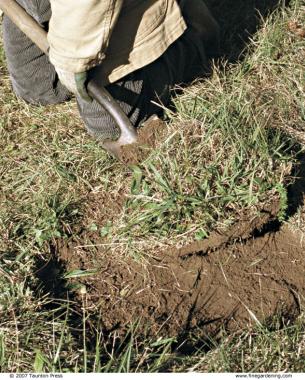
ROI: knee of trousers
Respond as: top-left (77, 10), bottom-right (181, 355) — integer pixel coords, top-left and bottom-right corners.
top-left (7, 59), bottom-right (71, 106)
top-left (11, 79), bottom-right (70, 106)
top-left (10, 70), bottom-right (71, 106)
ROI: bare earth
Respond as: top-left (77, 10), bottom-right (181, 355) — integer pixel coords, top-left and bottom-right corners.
top-left (56, 202), bottom-right (305, 339)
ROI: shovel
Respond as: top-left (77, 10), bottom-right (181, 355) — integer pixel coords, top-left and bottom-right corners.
top-left (0, 0), bottom-right (138, 158)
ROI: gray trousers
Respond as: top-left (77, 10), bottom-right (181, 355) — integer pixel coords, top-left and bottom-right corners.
top-left (2, 0), bottom-right (209, 141)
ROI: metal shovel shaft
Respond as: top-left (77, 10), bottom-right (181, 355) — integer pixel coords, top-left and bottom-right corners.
top-left (0, 0), bottom-right (138, 154)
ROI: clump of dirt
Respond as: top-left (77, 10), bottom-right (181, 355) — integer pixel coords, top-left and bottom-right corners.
top-left (56, 200), bottom-right (304, 339)
top-left (119, 116), bottom-right (167, 165)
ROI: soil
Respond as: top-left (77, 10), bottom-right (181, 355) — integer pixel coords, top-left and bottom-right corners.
top-left (119, 116), bottom-right (167, 165)
top-left (56, 205), bottom-right (305, 340)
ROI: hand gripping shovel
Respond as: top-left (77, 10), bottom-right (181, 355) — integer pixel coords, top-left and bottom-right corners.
top-left (0, 0), bottom-right (138, 158)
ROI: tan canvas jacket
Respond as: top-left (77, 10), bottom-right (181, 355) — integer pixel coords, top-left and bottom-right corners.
top-left (48, 0), bottom-right (186, 84)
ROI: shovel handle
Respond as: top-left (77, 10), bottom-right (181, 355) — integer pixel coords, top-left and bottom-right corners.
top-left (0, 0), bottom-right (138, 152)
top-left (0, 0), bottom-right (49, 55)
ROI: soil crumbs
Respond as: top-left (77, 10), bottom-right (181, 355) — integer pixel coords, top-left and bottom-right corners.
top-left (58, 221), bottom-right (304, 339)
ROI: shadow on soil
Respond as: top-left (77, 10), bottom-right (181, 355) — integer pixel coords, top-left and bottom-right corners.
top-left (286, 155), bottom-right (305, 217)
top-left (34, 249), bottom-right (102, 350)
top-left (34, 0), bottom-right (302, 367)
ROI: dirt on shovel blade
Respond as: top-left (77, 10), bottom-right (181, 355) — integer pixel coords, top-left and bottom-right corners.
top-left (118, 116), bottom-right (167, 165)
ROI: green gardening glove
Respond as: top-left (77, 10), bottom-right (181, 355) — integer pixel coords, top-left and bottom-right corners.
top-left (56, 68), bottom-right (92, 102)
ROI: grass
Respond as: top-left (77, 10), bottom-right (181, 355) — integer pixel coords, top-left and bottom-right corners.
top-left (0, 0), bottom-right (305, 372)
top-left (171, 311), bottom-right (305, 372)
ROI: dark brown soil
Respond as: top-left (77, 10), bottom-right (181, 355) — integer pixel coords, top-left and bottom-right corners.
top-left (57, 204), bottom-right (305, 339)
